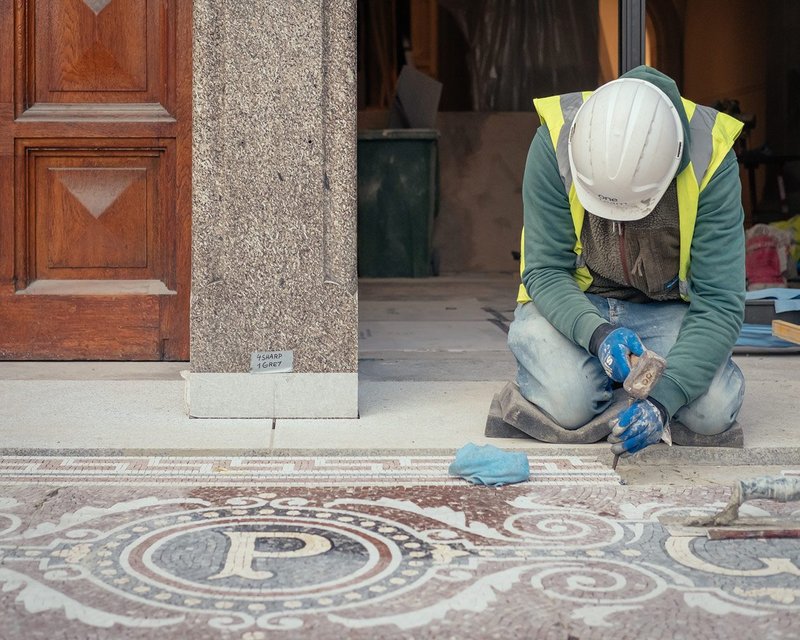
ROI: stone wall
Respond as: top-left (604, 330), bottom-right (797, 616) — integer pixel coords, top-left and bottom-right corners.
top-left (435, 112), bottom-right (537, 273)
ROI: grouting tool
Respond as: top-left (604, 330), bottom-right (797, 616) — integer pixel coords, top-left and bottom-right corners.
top-left (611, 349), bottom-right (668, 471)
top-left (660, 476), bottom-right (800, 539)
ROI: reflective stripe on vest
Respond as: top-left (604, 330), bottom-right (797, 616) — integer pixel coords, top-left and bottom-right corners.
top-left (517, 91), bottom-right (743, 304)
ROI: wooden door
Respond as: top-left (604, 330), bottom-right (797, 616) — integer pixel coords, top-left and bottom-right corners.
top-left (0, 0), bottom-right (191, 360)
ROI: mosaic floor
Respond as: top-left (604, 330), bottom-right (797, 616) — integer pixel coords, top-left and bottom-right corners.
top-left (1, 456), bottom-right (798, 639)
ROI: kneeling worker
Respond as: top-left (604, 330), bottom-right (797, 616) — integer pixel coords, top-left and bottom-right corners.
top-left (508, 66), bottom-right (746, 458)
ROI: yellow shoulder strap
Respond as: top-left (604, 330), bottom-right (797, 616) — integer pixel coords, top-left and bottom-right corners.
top-left (533, 95), bottom-right (565, 149)
top-left (701, 112), bottom-right (744, 191)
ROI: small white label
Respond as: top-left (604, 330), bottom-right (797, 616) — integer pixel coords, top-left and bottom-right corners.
top-left (250, 350), bottom-right (293, 374)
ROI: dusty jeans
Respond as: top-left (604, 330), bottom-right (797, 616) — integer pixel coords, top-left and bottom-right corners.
top-left (507, 296), bottom-right (745, 434)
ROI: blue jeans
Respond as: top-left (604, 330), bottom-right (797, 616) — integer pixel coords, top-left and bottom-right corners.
top-left (507, 296), bottom-right (745, 434)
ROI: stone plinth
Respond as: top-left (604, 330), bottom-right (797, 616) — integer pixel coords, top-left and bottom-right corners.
top-left (189, 0), bottom-right (358, 417)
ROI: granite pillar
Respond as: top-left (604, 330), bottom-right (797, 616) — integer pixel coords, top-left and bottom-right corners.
top-left (189, 0), bottom-right (358, 417)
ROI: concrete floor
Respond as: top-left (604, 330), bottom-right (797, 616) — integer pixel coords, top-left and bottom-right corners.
top-left (1, 274), bottom-right (798, 476)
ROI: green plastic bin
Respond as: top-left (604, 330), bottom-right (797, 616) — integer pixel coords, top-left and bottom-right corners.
top-left (357, 129), bottom-right (439, 277)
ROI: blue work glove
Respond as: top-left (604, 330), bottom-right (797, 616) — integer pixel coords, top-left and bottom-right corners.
top-left (609, 399), bottom-right (666, 456)
top-left (597, 327), bottom-right (645, 382)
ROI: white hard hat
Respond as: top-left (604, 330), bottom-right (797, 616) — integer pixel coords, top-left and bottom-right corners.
top-left (568, 77), bottom-right (684, 221)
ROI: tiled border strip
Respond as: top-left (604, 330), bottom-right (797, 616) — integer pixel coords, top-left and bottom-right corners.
top-left (0, 455), bottom-right (620, 486)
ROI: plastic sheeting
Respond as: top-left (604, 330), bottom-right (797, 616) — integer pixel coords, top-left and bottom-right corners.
top-left (438, 0), bottom-right (599, 111)
top-left (746, 288), bottom-right (800, 314)
top-left (736, 323), bottom-right (797, 351)
top-left (745, 223), bottom-right (794, 288)
top-left (737, 288), bottom-right (800, 350)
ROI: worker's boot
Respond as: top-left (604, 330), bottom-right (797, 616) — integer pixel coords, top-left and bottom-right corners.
top-left (485, 382), bottom-right (629, 443)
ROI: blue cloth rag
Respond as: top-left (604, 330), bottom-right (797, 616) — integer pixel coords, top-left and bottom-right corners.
top-left (448, 443), bottom-right (530, 487)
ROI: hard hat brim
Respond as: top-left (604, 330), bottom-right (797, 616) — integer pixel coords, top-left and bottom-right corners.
top-left (572, 180), bottom-right (665, 222)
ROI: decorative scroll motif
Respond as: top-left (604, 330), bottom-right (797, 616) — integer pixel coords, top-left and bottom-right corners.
top-left (1, 486), bottom-right (798, 635)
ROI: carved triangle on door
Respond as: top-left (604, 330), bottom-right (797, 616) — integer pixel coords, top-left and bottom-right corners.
top-left (55, 169), bottom-right (140, 220)
top-left (83, 0), bottom-right (113, 16)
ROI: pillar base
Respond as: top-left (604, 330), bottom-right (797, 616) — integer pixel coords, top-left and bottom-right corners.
top-left (186, 373), bottom-right (358, 419)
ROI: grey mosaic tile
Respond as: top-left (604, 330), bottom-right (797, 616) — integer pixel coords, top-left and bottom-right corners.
top-left (0, 458), bottom-right (797, 639)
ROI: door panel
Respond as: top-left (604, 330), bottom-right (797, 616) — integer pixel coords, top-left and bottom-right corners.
top-left (0, 296), bottom-right (162, 359)
top-left (43, 166), bottom-right (149, 270)
top-left (0, 0), bottom-right (190, 360)
top-left (34, 0), bottom-right (163, 104)
top-left (44, 0), bottom-right (148, 94)
top-left (25, 144), bottom-right (167, 280)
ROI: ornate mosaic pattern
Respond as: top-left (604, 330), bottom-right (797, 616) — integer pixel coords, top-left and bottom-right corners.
top-left (0, 457), bottom-right (798, 639)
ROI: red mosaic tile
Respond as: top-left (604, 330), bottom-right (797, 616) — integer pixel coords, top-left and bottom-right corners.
top-left (0, 457), bottom-right (797, 639)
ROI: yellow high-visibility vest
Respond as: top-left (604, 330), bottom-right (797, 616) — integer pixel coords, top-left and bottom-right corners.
top-left (517, 91), bottom-right (743, 304)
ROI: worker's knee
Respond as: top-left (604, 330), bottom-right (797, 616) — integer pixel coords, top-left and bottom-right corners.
top-left (520, 370), bottom-right (611, 429)
top-left (674, 362), bottom-right (745, 436)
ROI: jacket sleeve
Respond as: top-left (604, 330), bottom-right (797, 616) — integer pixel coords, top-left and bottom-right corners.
top-left (521, 125), bottom-right (608, 350)
top-left (649, 150), bottom-right (746, 416)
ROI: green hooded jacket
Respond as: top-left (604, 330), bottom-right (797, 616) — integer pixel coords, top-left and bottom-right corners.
top-left (520, 66), bottom-right (746, 417)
